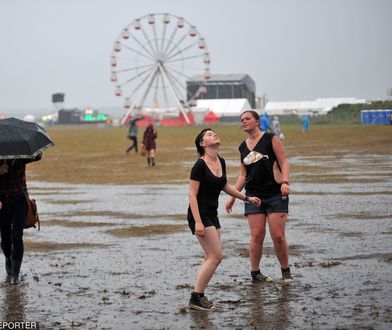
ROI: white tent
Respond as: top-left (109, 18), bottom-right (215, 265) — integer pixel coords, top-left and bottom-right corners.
top-left (195, 98), bottom-right (251, 118)
top-left (264, 97), bottom-right (367, 116)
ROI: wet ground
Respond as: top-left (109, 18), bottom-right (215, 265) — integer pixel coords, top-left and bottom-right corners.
top-left (1, 152), bottom-right (392, 329)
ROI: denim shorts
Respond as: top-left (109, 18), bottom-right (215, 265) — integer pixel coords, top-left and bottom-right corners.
top-left (244, 192), bottom-right (289, 216)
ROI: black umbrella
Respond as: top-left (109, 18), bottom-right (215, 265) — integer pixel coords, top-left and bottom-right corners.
top-left (0, 117), bottom-right (54, 159)
top-left (128, 116), bottom-right (144, 125)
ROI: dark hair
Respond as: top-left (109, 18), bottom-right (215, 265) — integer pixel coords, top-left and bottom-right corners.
top-left (240, 110), bottom-right (260, 121)
top-left (195, 128), bottom-right (212, 156)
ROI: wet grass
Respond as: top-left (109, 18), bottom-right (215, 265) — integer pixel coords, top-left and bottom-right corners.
top-left (25, 240), bottom-right (109, 251)
top-left (105, 224), bottom-right (186, 237)
top-left (326, 213), bottom-right (392, 220)
top-left (27, 124), bottom-right (392, 185)
top-left (46, 210), bottom-right (148, 219)
top-left (46, 199), bottom-right (87, 205)
top-left (42, 219), bottom-right (122, 228)
top-left (295, 175), bottom-right (384, 184)
top-left (295, 191), bottom-right (392, 196)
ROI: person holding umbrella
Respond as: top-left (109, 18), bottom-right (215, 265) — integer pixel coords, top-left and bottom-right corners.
top-left (0, 118), bottom-right (54, 285)
top-left (126, 122), bottom-right (139, 154)
top-left (0, 156), bottom-right (41, 284)
top-left (125, 116), bottom-right (144, 154)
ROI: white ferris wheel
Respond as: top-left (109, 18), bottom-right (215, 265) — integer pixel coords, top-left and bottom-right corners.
top-left (110, 13), bottom-right (211, 124)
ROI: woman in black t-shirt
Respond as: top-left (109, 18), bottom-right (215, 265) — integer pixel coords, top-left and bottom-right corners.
top-left (225, 110), bottom-right (293, 284)
top-left (187, 128), bottom-right (260, 311)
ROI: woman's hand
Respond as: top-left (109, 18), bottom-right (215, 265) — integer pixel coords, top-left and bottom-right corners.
top-left (248, 196), bottom-right (261, 206)
top-left (195, 222), bottom-right (205, 237)
top-left (225, 197), bottom-right (235, 214)
top-left (281, 182), bottom-right (290, 195)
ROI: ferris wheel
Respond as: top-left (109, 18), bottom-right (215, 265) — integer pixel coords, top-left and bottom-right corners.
top-left (110, 13), bottom-right (211, 124)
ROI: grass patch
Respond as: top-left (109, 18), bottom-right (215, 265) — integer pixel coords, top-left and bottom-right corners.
top-left (106, 224), bottom-right (186, 237)
top-left (42, 219), bottom-right (121, 228)
top-left (26, 124), bottom-right (392, 185)
top-left (46, 199), bottom-right (87, 205)
top-left (25, 240), bottom-right (108, 251)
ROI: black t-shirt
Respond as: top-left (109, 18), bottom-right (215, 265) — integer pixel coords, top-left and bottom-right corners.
top-left (187, 156), bottom-right (227, 221)
top-left (239, 132), bottom-right (281, 197)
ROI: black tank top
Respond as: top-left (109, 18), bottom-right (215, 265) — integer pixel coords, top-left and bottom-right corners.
top-left (239, 133), bottom-right (281, 197)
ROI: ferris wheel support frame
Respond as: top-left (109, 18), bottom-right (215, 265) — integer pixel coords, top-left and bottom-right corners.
top-left (121, 64), bottom-right (159, 125)
top-left (158, 63), bottom-right (191, 124)
top-left (122, 63), bottom-right (191, 125)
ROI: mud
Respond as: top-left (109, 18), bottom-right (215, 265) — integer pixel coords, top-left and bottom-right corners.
top-left (0, 153), bottom-right (391, 329)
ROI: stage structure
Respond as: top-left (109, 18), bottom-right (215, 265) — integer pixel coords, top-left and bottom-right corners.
top-left (187, 74), bottom-right (256, 108)
top-left (52, 93), bottom-right (65, 112)
top-left (110, 13), bottom-right (211, 124)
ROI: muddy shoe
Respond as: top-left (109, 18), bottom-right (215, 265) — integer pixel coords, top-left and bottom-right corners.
top-left (10, 259), bottom-right (22, 285)
top-left (251, 270), bottom-right (273, 282)
top-left (281, 267), bottom-right (293, 284)
top-left (189, 292), bottom-right (216, 311)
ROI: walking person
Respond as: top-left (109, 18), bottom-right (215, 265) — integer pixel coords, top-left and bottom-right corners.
top-left (301, 115), bottom-right (309, 133)
top-left (271, 115), bottom-right (284, 140)
top-left (260, 112), bottom-right (270, 132)
top-left (187, 128), bottom-right (261, 311)
top-left (225, 110), bottom-right (293, 284)
top-left (126, 122), bottom-right (138, 154)
top-left (0, 155), bottom-right (41, 285)
top-left (141, 124), bottom-right (157, 167)
top-left (271, 116), bottom-right (280, 135)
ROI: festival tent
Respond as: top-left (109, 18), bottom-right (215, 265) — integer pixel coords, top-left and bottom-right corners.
top-left (264, 97), bottom-right (367, 116)
top-left (195, 98), bottom-right (251, 120)
top-left (160, 112), bottom-right (194, 127)
top-left (204, 111), bottom-right (219, 125)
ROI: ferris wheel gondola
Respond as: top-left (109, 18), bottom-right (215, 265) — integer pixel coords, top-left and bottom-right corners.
top-left (110, 13), bottom-right (211, 124)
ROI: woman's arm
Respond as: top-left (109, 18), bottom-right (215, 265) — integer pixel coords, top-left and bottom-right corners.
top-left (225, 163), bottom-right (247, 214)
top-left (223, 183), bottom-right (261, 206)
top-left (272, 135), bottom-right (290, 195)
top-left (188, 179), bottom-right (205, 236)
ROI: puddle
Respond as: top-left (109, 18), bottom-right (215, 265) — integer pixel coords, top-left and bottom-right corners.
top-left (0, 153), bottom-right (391, 329)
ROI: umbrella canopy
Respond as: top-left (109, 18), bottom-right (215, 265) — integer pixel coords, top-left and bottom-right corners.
top-left (128, 116), bottom-right (144, 125)
top-left (0, 117), bottom-right (54, 159)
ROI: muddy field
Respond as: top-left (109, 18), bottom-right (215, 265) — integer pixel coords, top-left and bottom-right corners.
top-left (1, 125), bottom-right (392, 329)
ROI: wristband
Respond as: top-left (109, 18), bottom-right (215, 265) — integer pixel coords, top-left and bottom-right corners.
top-left (244, 196), bottom-right (250, 202)
top-left (281, 181), bottom-right (289, 185)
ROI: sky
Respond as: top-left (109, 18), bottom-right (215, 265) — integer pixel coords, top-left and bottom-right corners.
top-left (0, 0), bottom-right (391, 116)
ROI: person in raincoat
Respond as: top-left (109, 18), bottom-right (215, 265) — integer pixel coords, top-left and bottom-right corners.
top-left (271, 116), bottom-right (281, 136)
top-left (260, 112), bottom-right (270, 132)
top-left (301, 115), bottom-right (309, 133)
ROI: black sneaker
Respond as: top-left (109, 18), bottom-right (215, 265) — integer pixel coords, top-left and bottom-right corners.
top-left (281, 267), bottom-right (293, 284)
top-left (189, 292), bottom-right (216, 311)
top-left (251, 270), bottom-right (273, 282)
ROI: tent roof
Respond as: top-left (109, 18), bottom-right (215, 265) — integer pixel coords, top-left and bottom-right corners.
top-left (195, 98), bottom-right (251, 116)
top-left (265, 97), bottom-right (367, 114)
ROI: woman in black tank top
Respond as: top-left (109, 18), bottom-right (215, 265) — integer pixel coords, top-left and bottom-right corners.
top-left (187, 128), bottom-right (261, 311)
top-left (225, 111), bottom-right (294, 283)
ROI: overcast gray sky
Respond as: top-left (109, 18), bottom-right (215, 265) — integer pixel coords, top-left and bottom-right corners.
top-left (1, 0), bottom-right (391, 114)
